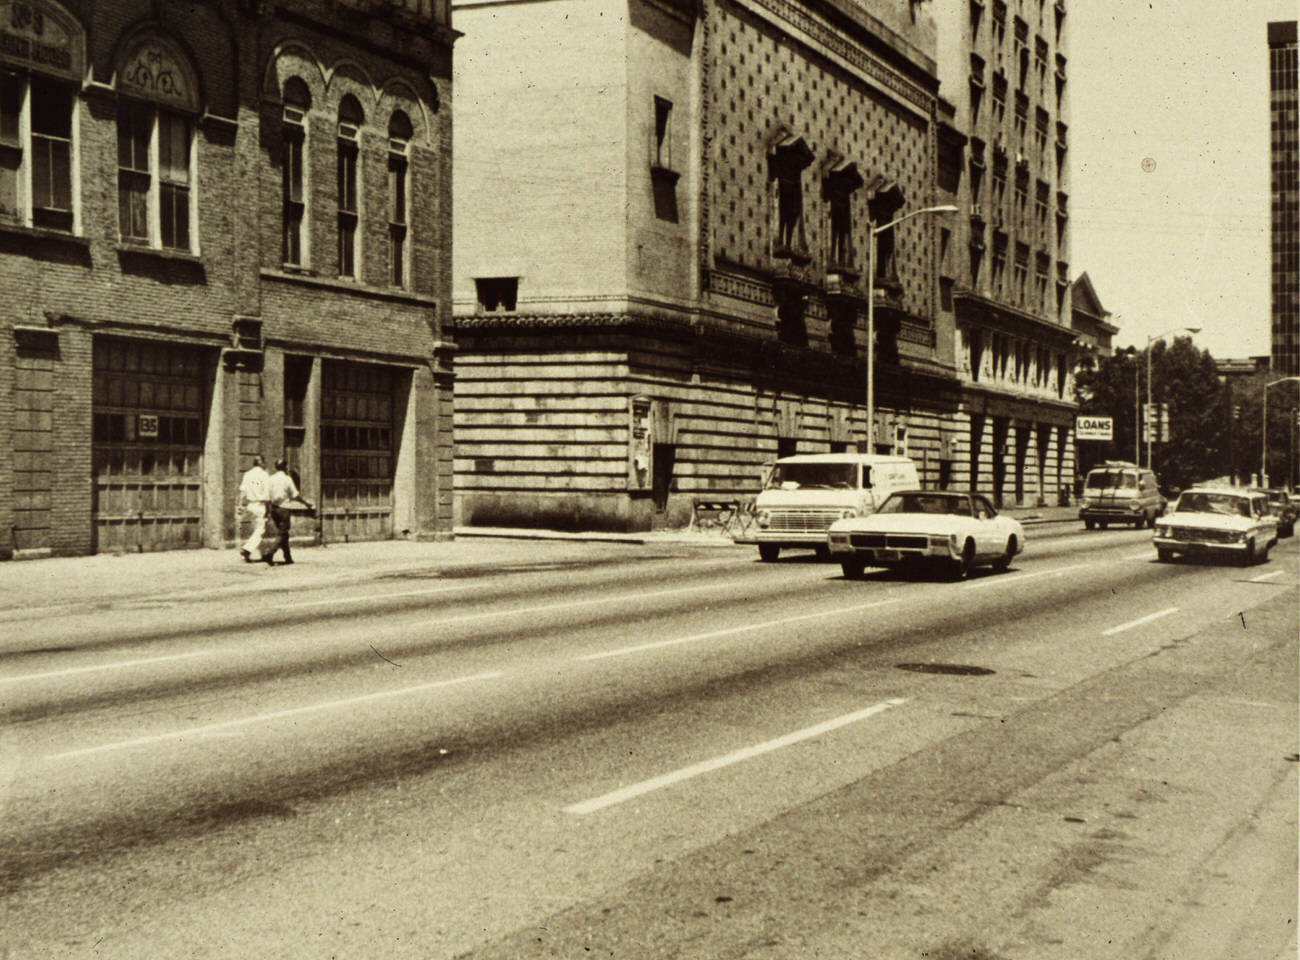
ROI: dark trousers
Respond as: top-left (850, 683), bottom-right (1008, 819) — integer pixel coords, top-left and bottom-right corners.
top-left (266, 506), bottom-right (293, 563)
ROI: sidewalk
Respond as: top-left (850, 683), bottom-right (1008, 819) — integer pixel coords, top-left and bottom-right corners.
top-left (0, 504), bottom-right (1082, 615)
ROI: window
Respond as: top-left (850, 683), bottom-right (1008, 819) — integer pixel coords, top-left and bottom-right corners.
top-left (652, 96), bottom-right (672, 170)
top-left (337, 96), bottom-right (363, 279)
top-left (991, 72), bottom-right (1007, 124)
top-left (475, 277), bottom-right (517, 312)
top-left (1014, 241), bottom-right (1029, 303)
top-left (282, 78), bottom-right (310, 266)
top-left (823, 161), bottom-right (862, 272)
top-left (769, 135), bottom-right (812, 259)
top-left (991, 231), bottom-right (1007, 291)
top-left (650, 96), bottom-right (680, 222)
top-left (116, 102), bottom-right (192, 250)
top-left (387, 111), bottom-right (412, 287)
top-left (0, 74), bottom-right (74, 232)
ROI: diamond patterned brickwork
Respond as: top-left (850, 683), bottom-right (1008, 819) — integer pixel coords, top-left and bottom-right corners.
top-left (709, 0), bottom-right (935, 317)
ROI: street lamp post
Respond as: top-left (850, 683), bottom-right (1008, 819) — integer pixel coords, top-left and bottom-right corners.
top-left (1142, 326), bottom-right (1200, 469)
top-left (1262, 376), bottom-right (1300, 487)
top-left (866, 204), bottom-right (957, 452)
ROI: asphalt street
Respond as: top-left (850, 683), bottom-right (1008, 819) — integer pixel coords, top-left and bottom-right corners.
top-left (1, 523), bottom-right (1295, 959)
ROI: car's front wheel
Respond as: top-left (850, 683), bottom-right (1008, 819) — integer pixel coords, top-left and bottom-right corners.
top-left (840, 557), bottom-right (865, 580)
top-left (1241, 540), bottom-right (1256, 566)
top-left (1156, 547), bottom-right (1174, 562)
top-left (1084, 519), bottom-right (1096, 530)
top-left (948, 540), bottom-right (976, 580)
top-left (758, 544), bottom-right (780, 562)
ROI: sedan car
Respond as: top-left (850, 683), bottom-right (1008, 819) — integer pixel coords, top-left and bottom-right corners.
top-left (827, 490), bottom-right (1024, 580)
top-left (1153, 487), bottom-right (1278, 564)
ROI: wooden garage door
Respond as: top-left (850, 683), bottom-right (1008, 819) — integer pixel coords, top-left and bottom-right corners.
top-left (92, 338), bottom-right (207, 552)
top-left (320, 360), bottom-right (395, 542)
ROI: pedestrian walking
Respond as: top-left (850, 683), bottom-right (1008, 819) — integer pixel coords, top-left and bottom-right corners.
top-left (264, 457), bottom-right (301, 565)
top-left (237, 454), bottom-right (270, 563)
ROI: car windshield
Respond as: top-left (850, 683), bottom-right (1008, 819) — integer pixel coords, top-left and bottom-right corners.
top-left (1174, 492), bottom-right (1251, 518)
top-left (765, 462), bottom-right (857, 490)
top-left (1087, 470), bottom-right (1136, 489)
top-left (876, 493), bottom-right (972, 516)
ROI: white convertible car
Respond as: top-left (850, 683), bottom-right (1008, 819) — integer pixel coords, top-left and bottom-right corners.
top-left (827, 490), bottom-right (1025, 580)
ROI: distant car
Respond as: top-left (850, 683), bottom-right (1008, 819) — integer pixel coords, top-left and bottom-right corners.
top-left (1263, 489), bottom-right (1297, 538)
top-left (1153, 487), bottom-right (1279, 564)
top-left (1078, 461), bottom-right (1166, 529)
top-left (827, 490), bottom-right (1024, 580)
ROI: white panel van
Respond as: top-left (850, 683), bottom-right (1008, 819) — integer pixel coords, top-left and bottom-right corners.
top-left (751, 453), bottom-right (921, 561)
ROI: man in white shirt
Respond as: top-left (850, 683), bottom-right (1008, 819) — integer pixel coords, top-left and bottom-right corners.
top-left (264, 458), bottom-right (301, 565)
top-left (238, 454), bottom-right (270, 562)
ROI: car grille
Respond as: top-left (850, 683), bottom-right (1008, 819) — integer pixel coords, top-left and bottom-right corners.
top-left (850, 534), bottom-right (930, 550)
top-left (768, 509), bottom-right (843, 533)
top-left (1169, 527), bottom-right (1236, 544)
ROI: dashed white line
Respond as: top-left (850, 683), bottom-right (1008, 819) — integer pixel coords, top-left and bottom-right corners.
top-left (1101, 607), bottom-right (1179, 636)
top-left (46, 670), bottom-right (504, 760)
top-left (1249, 570), bottom-right (1285, 583)
top-left (576, 598), bottom-right (902, 661)
top-left (1, 651), bottom-right (212, 685)
top-left (962, 561), bottom-right (1096, 590)
top-left (564, 698), bottom-right (907, 814)
top-left (282, 584), bottom-right (473, 609)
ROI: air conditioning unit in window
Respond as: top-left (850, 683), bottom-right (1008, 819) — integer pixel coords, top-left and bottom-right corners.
top-left (970, 204), bottom-right (985, 219)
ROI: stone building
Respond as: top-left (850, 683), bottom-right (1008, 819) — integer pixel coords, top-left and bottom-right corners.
top-left (454, 0), bottom-right (980, 532)
top-left (932, 0), bottom-right (1079, 508)
top-left (0, 0), bottom-right (455, 559)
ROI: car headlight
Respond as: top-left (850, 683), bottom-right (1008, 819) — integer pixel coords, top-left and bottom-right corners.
top-left (839, 509), bottom-right (857, 519)
top-left (1154, 523), bottom-right (1169, 536)
top-left (1078, 497), bottom-right (1091, 508)
top-left (1232, 530), bottom-right (1247, 542)
top-left (949, 534), bottom-right (960, 550)
top-left (1128, 500), bottom-right (1142, 511)
top-left (756, 510), bottom-right (771, 528)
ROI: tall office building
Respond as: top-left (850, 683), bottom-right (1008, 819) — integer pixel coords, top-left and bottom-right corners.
top-left (1270, 20), bottom-right (1299, 377)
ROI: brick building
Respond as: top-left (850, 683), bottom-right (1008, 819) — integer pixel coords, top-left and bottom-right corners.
top-left (1270, 20), bottom-right (1298, 378)
top-left (933, 0), bottom-right (1079, 509)
top-left (0, 0), bottom-right (455, 559)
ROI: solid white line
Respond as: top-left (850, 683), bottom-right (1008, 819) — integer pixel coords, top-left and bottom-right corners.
top-left (575, 598), bottom-right (902, 661)
top-left (1101, 607), bottom-right (1179, 636)
top-left (564, 698), bottom-right (907, 814)
top-left (962, 561), bottom-right (1096, 590)
top-left (284, 579), bottom-right (754, 619)
top-left (1123, 551), bottom-right (1156, 561)
top-left (0, 651), bottom-right (212, 685)
top-left (1249, 570), bottom-right (1285, 583)
top-left (282, 584), bottom-right (473, 609)
top-left (46, 670), bottom-right (504, 760)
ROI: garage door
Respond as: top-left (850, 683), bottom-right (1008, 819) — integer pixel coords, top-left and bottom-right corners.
top-left (92, 338), bottom-right (208, 552)
top-left (320, 360), bottom-right (396, 542)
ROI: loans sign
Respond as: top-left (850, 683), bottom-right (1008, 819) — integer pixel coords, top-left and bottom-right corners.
top-left (1076, 415), bottom-right (1113, 441)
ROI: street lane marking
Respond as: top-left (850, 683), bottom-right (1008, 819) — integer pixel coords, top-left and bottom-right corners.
top-left (1101, 607), bottom-right (1179, 636)
top-left (1249, 571), bottom-right (1285, 583)
top-left (1123, 551), bottom-right (1155, 561)
top-left (962, 561), bottom-right (1096, 591)
top-left (564, 698), bottom-right (907, 815)
top-left (282, 579), bottom-right (755, 618)
top-left (1, 651), bottom-right (212, 685)
top-left (575, 598), bottom-right (902, 661)
top-left (46, 670), bottom-right (504, 760)
top-left (282, 584), bottom-right (474, 609)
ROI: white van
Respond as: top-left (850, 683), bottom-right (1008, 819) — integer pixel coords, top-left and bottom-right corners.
top-left (751, 453), bottom-right (921, 561)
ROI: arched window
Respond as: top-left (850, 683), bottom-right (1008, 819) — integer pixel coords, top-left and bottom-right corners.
top-left (282, 77), bottom-right (311, 266)
top-left (115, 33), bottom-right (201, 251)
top-left (337, 95), bottom-right (364, 278)
top-left (387, 110), bottom-right (412, 287)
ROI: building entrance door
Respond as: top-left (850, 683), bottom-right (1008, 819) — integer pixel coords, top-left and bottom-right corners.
top-left (92, 337), bottom-right (209, 552)
top-left (320, 360), bottom-right (397, 541)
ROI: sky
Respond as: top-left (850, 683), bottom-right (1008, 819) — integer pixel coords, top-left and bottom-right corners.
top-left (1068, 0), bottom-right (1294, 360)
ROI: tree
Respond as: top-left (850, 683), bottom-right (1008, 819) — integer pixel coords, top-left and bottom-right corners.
top-left (1226, 374), bottom-right (1300, 488)
top-left (1074, 336), bottom-right (1228, 493)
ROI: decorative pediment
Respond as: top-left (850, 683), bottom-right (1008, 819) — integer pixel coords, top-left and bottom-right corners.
top-left (0, 0), bottom-right (85, 80)
top-left (768, 133), bottom-right (813, 177)
top-left (116, 32), bottom-right (201, 112)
